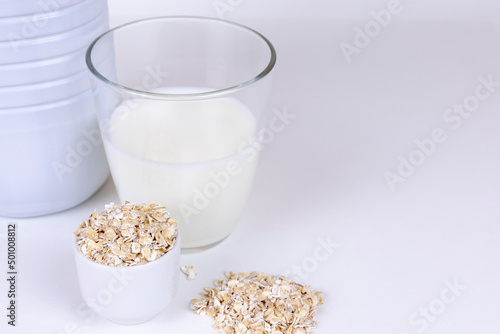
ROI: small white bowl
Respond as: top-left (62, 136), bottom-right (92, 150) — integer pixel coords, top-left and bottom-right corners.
top-left (0, 90), bottom-right (109, 218)
top-left (0, 0), bottom-right (84, 17)
top-left (0, 0), bottom-right (107, 42)
top-left (73, 234), bottom-right (181, 325)
top-left (0, 8), bottom-right (108, 65)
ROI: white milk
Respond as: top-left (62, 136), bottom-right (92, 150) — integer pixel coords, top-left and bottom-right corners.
top-left (103, 89), bottom-right (259, 248)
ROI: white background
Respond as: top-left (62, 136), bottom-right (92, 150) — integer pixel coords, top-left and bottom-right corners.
top-left (1, 0), bottom-right (500, 333)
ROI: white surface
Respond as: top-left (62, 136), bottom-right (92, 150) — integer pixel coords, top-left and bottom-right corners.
top-left (1, 2), bottom-right (500, 333)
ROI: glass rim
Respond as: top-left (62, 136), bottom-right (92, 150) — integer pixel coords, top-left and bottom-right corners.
top-left (85, 16), bottom-right (277, 100)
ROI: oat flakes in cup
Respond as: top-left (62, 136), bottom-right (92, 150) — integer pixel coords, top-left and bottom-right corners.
top-left (73, 202), bottom-right (180, 325)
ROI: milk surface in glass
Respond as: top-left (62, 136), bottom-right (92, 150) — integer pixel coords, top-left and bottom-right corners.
top-left (103, 87), bottom-right (259, 248)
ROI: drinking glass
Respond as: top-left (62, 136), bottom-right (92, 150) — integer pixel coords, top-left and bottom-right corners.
top-left (86, 16), bottom-right (276, 249)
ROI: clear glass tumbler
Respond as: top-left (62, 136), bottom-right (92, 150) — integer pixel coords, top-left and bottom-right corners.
top-left (86, 17), bottom-right (276, 249)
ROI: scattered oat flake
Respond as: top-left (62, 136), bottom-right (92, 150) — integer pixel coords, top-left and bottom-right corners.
top-left (190, 271), bottom-right (324, 334)
top-left (181, 265), bottom-right (197, 280)
top-left (74, 202), bottom-right (178, 267)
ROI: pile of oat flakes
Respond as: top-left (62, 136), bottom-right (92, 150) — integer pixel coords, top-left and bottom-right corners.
top-left (191, 271), bottom-right (323, 334)
top-left (74, 202), bottom-right (178, 266)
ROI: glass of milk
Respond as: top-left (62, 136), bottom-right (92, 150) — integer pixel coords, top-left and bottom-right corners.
top-left (86, 17), bottom-right (276, 250)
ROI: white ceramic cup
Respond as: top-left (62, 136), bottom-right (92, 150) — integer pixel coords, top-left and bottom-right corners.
top-left (73, 233), bottom-right (181, 325)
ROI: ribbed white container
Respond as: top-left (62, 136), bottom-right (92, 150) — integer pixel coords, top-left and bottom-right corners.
top-left (0, 8), bottom-right (109, 64)
top-left (0, 0), bottom-right (106, 42)
top-left (0, 0), bottom-right (110, 217)
top-left (0, 0), bottom-right (85, 17)
top-left (0, 35), bottom-right (113, 86)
